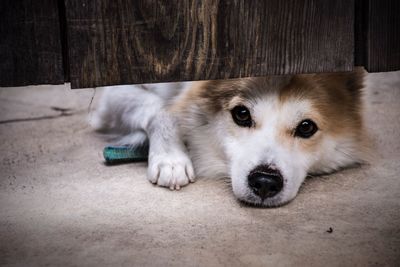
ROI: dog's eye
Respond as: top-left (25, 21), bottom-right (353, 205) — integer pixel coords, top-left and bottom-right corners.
top-left (231, 105), bottom-right (252, 127)
top-left (295, 119), bottom-right (318, 138)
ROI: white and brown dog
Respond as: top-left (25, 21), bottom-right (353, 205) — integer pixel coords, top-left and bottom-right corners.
top-left (92, 69), bottom-right (367, 207)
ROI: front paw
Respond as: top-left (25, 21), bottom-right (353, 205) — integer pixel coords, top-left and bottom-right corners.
top-left (147, 151), bottom-right (195, 190)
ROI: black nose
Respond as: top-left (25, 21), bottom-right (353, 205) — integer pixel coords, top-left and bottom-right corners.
top-left (248, 166), bottom-right (284, 200)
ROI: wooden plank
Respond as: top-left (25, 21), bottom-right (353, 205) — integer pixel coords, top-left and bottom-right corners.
top-left (354, 0), bottom-right (368, 67)
top-left (366, 0), bottom-right (400, 72)
top-left (0, 0), bottom-right (65, 87)
top-left (65, 0), bottom-right (355, 88)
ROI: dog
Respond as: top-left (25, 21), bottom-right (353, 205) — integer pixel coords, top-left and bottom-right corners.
top-left (91, 69), bottom-right (368, 207)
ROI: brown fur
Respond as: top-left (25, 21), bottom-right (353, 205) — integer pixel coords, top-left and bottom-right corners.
top-left (175, 68), bottom-right (366, 159)
top-left (179, 69), bottom-right (364, 129)
top-left (280, 68), bottom-right (365, 136)
top-left (178, 76), bottom-right (292, 114)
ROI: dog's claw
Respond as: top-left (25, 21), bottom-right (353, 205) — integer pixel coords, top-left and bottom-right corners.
top-left (186, 165), bottom-right (196, 183)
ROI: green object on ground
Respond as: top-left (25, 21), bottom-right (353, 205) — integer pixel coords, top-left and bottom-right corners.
top-left (103, 145), bottom-right (148, 164)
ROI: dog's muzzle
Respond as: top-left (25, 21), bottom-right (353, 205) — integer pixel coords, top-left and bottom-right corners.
top-left (248, 165), bottom-right (283, 200)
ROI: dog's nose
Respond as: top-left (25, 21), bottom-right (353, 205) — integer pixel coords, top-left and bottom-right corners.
top-left (248, 166), bottom-right (283, 200)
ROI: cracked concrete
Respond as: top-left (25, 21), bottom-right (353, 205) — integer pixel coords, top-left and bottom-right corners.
top-left (0, 72), bottom-right (400, 266)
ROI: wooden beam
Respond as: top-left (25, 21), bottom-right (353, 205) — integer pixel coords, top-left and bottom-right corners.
top-left (65, 0), bottom-right (355, 88)
top-left (0, 0), bottom-right (65, 87)
top-left (366, 0), bottom-right (400, 72)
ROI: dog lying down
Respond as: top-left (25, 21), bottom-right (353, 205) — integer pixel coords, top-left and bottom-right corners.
top-left (91, 69), bottom-right (369, 207)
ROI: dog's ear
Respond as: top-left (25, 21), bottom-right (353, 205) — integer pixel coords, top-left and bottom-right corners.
top-left (317, 67), bottom-right (365, 98)
top-left (343, 67), bottom-right (365, 97)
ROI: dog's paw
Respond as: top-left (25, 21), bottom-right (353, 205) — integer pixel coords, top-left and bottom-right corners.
top-left (147, 151), bottom-right (195, 190)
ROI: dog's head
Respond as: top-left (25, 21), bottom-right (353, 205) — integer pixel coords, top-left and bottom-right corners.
top-left (184, 70), bottom-right (365, 207)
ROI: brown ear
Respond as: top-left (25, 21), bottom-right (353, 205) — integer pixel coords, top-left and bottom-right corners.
top-left (343, 67), bottom-right (365, 96)
top-left (316, 67), bottom-right (365, 100)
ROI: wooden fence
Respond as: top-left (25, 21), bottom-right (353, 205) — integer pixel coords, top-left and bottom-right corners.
top-left (0, 0), bottom-right (399, 88)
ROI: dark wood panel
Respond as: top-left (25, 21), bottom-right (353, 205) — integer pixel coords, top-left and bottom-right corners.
top-left (354, 0), bottom-right (368, 67)
top-left (366, 0), bottom-right (400, 72)
top-left (0, 0), bottom-right (65, 87)
top-left (65, 0), bottom-right (354, 88)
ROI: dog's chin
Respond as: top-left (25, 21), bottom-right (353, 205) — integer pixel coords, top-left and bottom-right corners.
top-left (236, 192), bottom-right (296, 208)
top-left (231, 177), bottom-right (302, 207)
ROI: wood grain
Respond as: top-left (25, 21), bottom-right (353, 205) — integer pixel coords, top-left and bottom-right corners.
top-left (354, 0), bottom-right (368, 67)
top-left (0, 0), bottom-right (64, 87)
top-left (366, 0), bottom-right (400, 72)
top-left (65, 0), bottom-right (355, 88)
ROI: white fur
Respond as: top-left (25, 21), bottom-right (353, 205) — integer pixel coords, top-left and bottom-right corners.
top-left (91, 79), bottom-right (362, 206)
top-left (91, 83), bottom-right (195, 190)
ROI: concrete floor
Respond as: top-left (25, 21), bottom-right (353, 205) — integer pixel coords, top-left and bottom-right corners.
top-left (0, 72), bottom-right (399, 267)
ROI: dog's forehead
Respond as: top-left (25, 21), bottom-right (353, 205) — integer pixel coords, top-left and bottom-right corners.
top-left (222, 76), bottom-right (294, 108)
top-left (253, 95), bottom-right (314, 127)
top-left (230, 76), bottom-right (313, 110)
top-left (197, 76), bottom-right (293, 113)
top-left (235, 76), bottom-right (293, 96)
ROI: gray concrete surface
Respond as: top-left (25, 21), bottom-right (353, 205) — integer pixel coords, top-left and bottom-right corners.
top-left (1, 72), bottom-right (399, 267)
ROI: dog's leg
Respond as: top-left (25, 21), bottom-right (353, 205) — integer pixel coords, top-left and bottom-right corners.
top-left (93, 85), bottom-right (195, 189)
top-left (146, 109), bottom-right (195, 190)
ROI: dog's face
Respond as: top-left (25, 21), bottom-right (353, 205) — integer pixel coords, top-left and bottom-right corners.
top-left (188, 70), bottom-right (365, 207)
